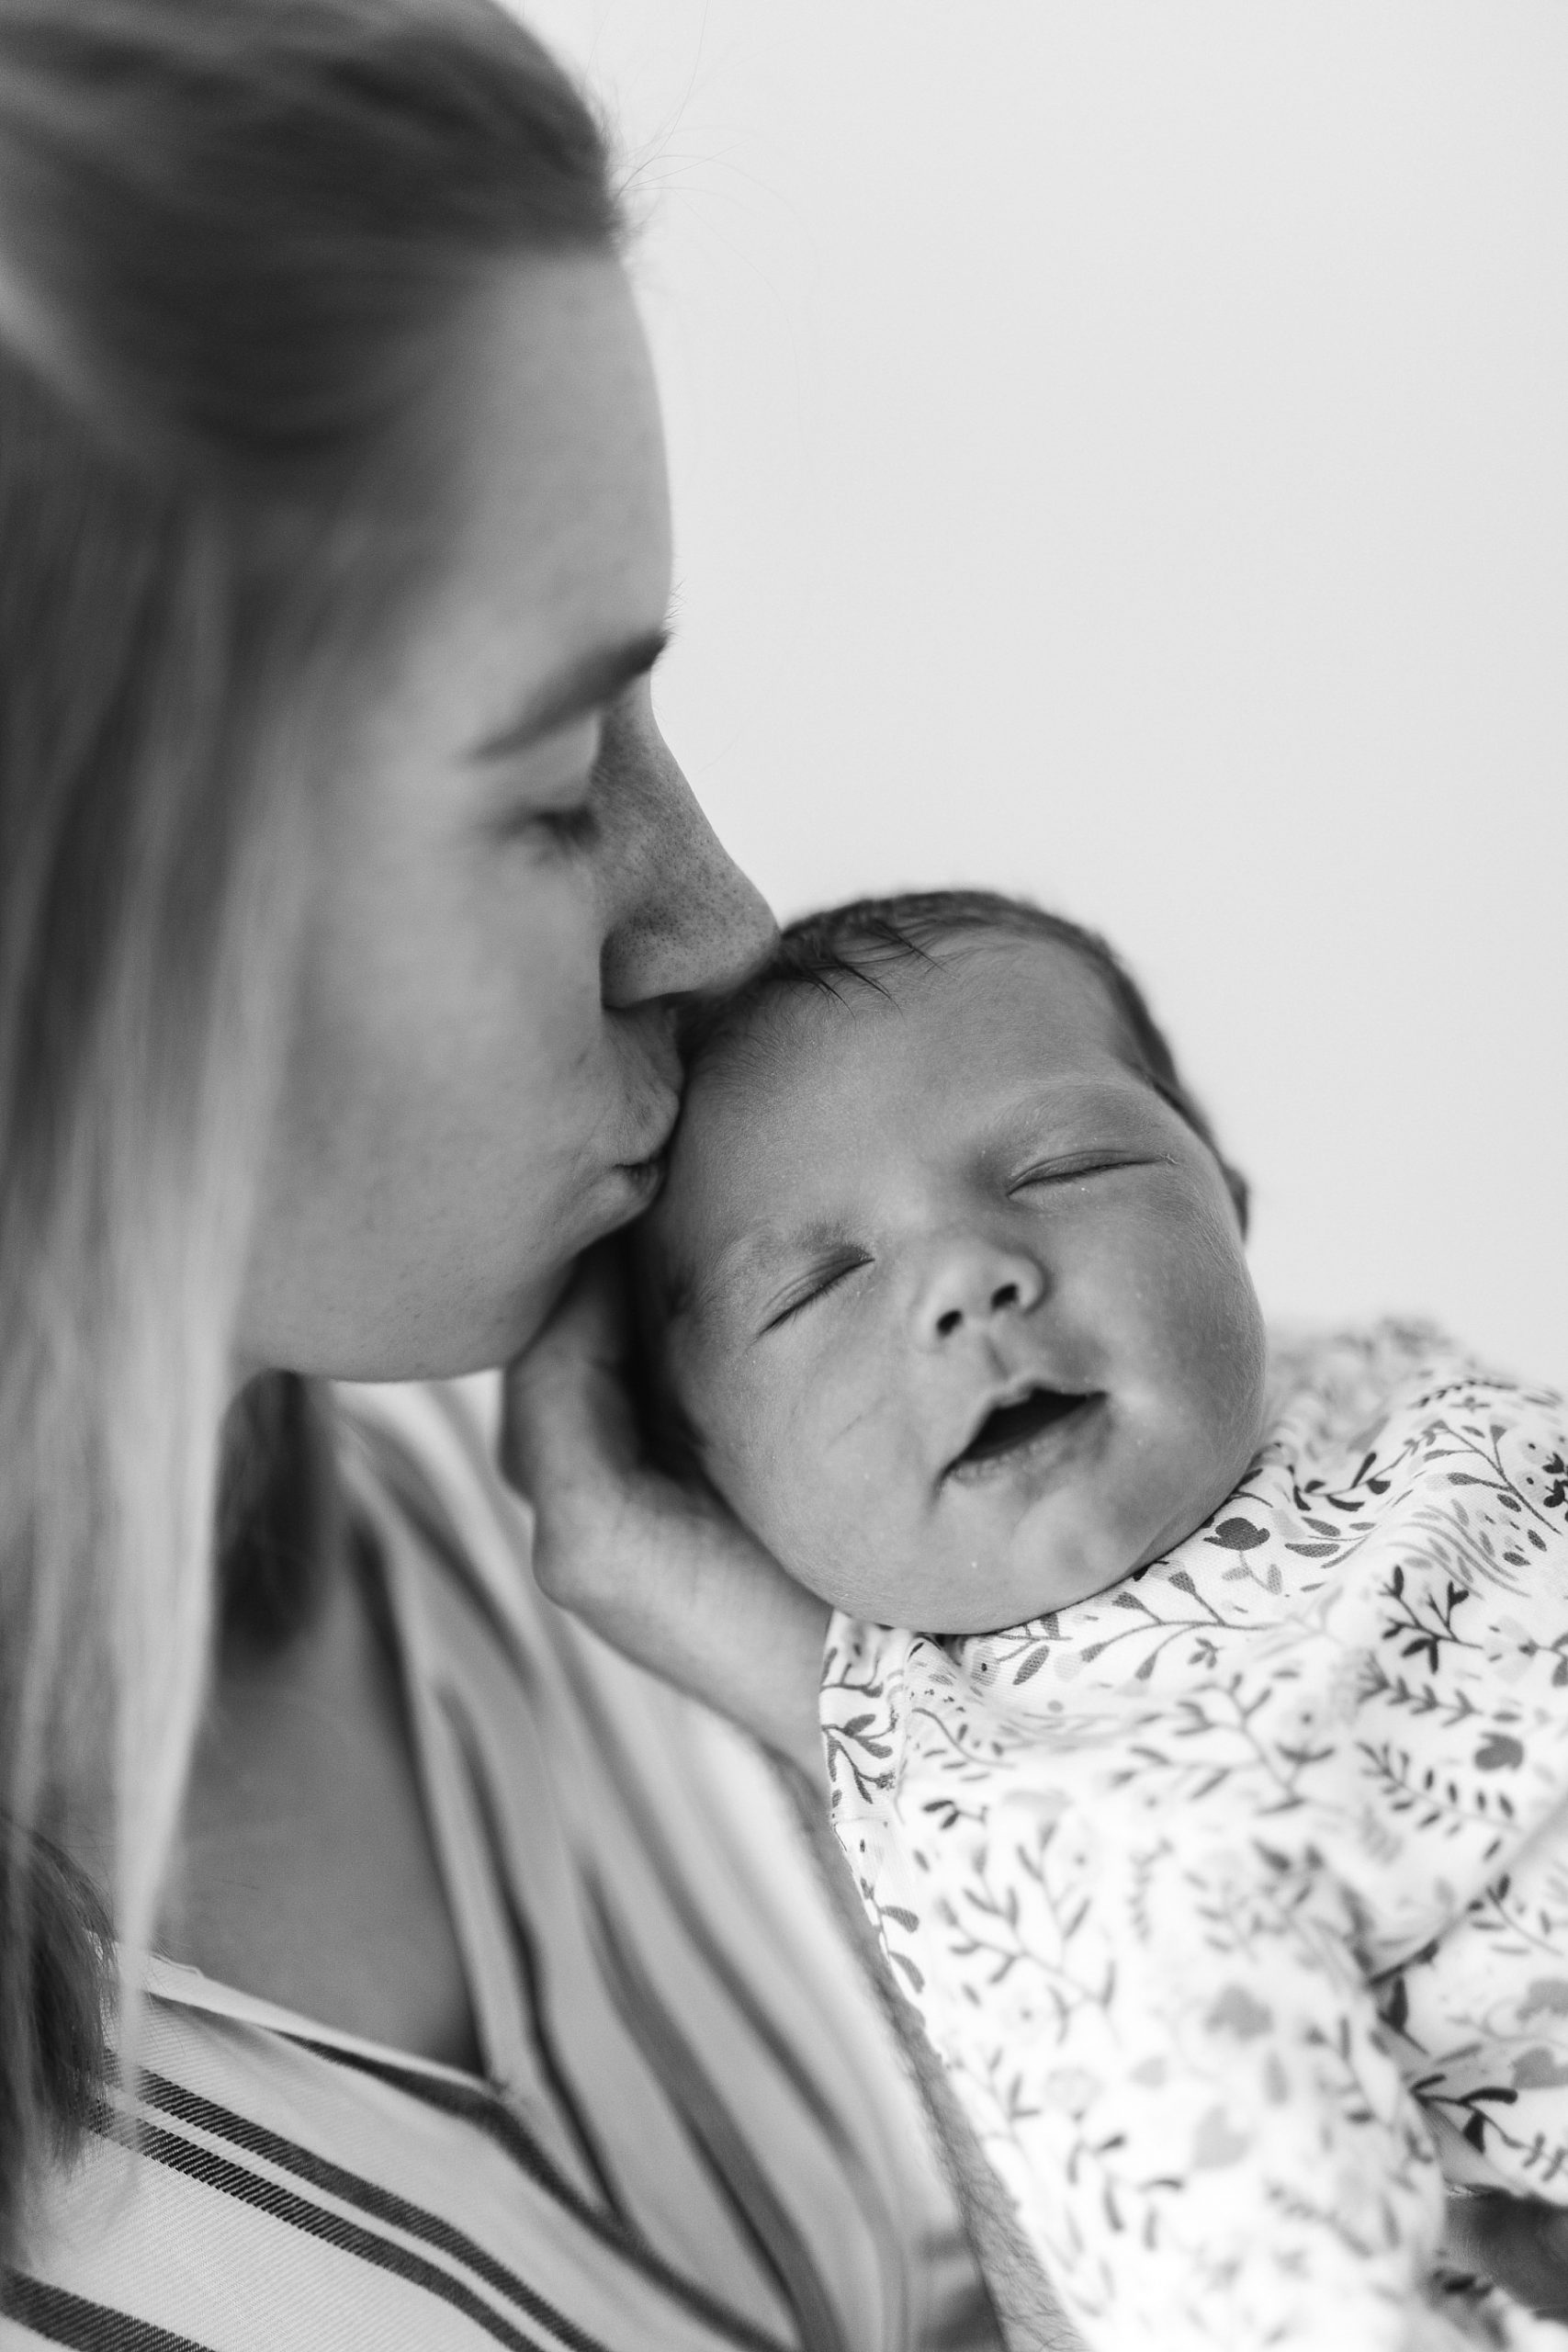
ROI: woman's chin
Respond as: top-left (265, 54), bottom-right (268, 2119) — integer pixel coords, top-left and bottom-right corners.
top-left (306, 1261), bottom-right (578, 1387)
top-left (502, 1258), bottom-right (577, 1362)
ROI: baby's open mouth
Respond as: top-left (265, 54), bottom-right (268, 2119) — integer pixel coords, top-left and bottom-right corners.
top-left (946, 1385), bottom-right (1098, 1476)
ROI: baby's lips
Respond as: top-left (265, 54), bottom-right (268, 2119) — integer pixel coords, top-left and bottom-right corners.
top-left (943, 1376), bottom-right (1100, 1478)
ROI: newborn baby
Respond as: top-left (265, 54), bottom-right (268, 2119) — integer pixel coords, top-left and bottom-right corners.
top-left (637, 889), bottom-right (1568, 2352)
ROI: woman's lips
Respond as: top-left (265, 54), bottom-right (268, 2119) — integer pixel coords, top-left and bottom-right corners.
top-left (943, 1384), bottom-right (1102, 1484)
top-left (614, 1148), bottom-right (668, 1201)
top-left (614, 1089), bottom-right (682, 1180)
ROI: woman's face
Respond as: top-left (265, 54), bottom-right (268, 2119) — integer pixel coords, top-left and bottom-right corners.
top-left (238, 256), bottom-right (773, 1381)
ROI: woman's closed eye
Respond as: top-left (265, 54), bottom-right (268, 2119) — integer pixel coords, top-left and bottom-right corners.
top-left (528, 797), bottom-right (601, 854)
top-left (761, 1255), bottom-right (871, 1332)
top-left (484, 777), bottom-right (601, 855)
top-left (483, 711), bottom-right (607, 854)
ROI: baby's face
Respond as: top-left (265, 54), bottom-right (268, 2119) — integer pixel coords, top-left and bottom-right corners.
top-left (647, 937), bottom-right (1268, 1632)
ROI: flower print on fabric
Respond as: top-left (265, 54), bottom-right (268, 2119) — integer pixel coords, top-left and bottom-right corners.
top-left (821, 1323), bottom-right (1568, 2351)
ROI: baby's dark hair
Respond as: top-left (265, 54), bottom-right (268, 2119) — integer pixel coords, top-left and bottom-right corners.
top-left (689, 887), bottom-right (1249, 1231)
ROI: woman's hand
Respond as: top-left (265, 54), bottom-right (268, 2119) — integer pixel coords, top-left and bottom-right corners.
top-left (1441, 2192), bottom-right (1568, 2322)
top-left (501, 1245), bottom-right (829, 1785)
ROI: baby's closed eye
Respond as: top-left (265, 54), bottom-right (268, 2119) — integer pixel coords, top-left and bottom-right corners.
top-left (1008, 1148), bottom-right (1170, 1193)
top-left (761, 1253), bottom-right (873, 1331)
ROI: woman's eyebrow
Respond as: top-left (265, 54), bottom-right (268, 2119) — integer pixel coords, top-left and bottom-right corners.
top-left (467, 627), bottom-right (670, 763)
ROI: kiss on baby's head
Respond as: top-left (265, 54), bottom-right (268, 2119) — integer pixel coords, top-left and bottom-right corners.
top-left (637, 891), bottom-right (1269, 1635)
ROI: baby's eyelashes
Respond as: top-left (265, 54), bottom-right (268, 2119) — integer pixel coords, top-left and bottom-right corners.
top-left (759, 1253), bottom-right (873, 1332)
top-left (741, 1152), bottom-right (1174, 1340)
top-left (1007, 1148), bottom-right (1169, 1194)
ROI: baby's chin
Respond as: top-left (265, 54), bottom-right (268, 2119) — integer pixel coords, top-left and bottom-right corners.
top-left (923, 1551), bottom-right (1134, 1637)
top-left (761, 1421), bottom-right (1247, 1633)
top-left (840, 1487), bottom-right (1209, 1635)
top-left (791, 1521), bottom-right (1137, 1637)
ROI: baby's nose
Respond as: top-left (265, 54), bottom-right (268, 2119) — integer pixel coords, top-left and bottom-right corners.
top-left (914, 1237), bottom-right (1045, 1347)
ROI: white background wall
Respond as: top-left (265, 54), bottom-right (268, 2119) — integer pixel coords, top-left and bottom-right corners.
top-left (528, 2), bottom-right (1568, 1389)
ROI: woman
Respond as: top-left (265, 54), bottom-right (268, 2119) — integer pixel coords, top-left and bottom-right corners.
top-left (0, 4), bottom-right (1555, 2346)
top-left (0, 3), bottom-right (1000, 2345)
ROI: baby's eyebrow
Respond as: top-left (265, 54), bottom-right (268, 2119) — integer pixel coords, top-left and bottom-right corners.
top-left (691, 1219), bottom-right (851, 1319)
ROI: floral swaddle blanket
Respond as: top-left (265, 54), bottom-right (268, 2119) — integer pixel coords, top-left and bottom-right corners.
top-left (820, 1325), bottom-right (1568, 2349)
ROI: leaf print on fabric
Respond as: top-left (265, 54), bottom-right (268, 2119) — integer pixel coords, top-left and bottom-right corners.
top-left (1207, 1517), bottom-right (1269, 1552)
top-left (1205, 1985), bottom-right (1274, 2040)
top-left (1379, 1566), bottom-right (1478, 1676)
top-left (1041, 2068), bottom-right (1101, 2118)
top-left (1542, 1453), bottom-right (1568, 1516)
top-left (1190, 2106), bottom-right (1250, 2169)
top-left (1511, 2049), bottom-right (1568, 2091)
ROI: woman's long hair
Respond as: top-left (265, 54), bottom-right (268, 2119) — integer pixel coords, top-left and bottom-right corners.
top-left (0, 0), bottom-right (618, 2258)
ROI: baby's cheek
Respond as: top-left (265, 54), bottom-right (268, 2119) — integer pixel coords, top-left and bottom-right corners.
top-left (1159, 1265), bottom-right (1268, 1515)
top-left (1105, 1438), bottom-right (1189, 1560)
top-left (698, 1330), bottom-right (932, 1611)
top-left (1107, 1383), bottom-right (1247, 1574)
top-left (760, 1411), bottom-right (926, 1612)
top-left (678, 1356), bottom-right (770, 1504)
top-left (700, 1375), bottom-right (840, 1572)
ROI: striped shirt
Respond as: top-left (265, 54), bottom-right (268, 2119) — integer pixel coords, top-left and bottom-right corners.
top-left (3, 1379), bottom-right (998, 2352)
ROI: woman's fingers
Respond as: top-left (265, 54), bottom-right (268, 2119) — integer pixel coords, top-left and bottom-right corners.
top-left (501, 1243), bottom-right (639, 1502)
top-left (498, 1243), bottom-right (829, 1778)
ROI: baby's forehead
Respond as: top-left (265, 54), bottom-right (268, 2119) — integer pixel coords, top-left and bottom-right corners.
top-left (699, 930), bottom-right (1129, 1102)
top-left (649, 933), bottom-right (1139, 1276)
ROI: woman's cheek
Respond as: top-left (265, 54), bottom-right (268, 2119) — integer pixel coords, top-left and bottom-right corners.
top-left (513, 934), bottom-right (613, 1088)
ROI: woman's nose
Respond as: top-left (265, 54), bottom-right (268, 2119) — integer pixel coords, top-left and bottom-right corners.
top-left (595, 684), bottom-right (776, 1012)
top-left (913, 1236), bottom-right (1046, 1349)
